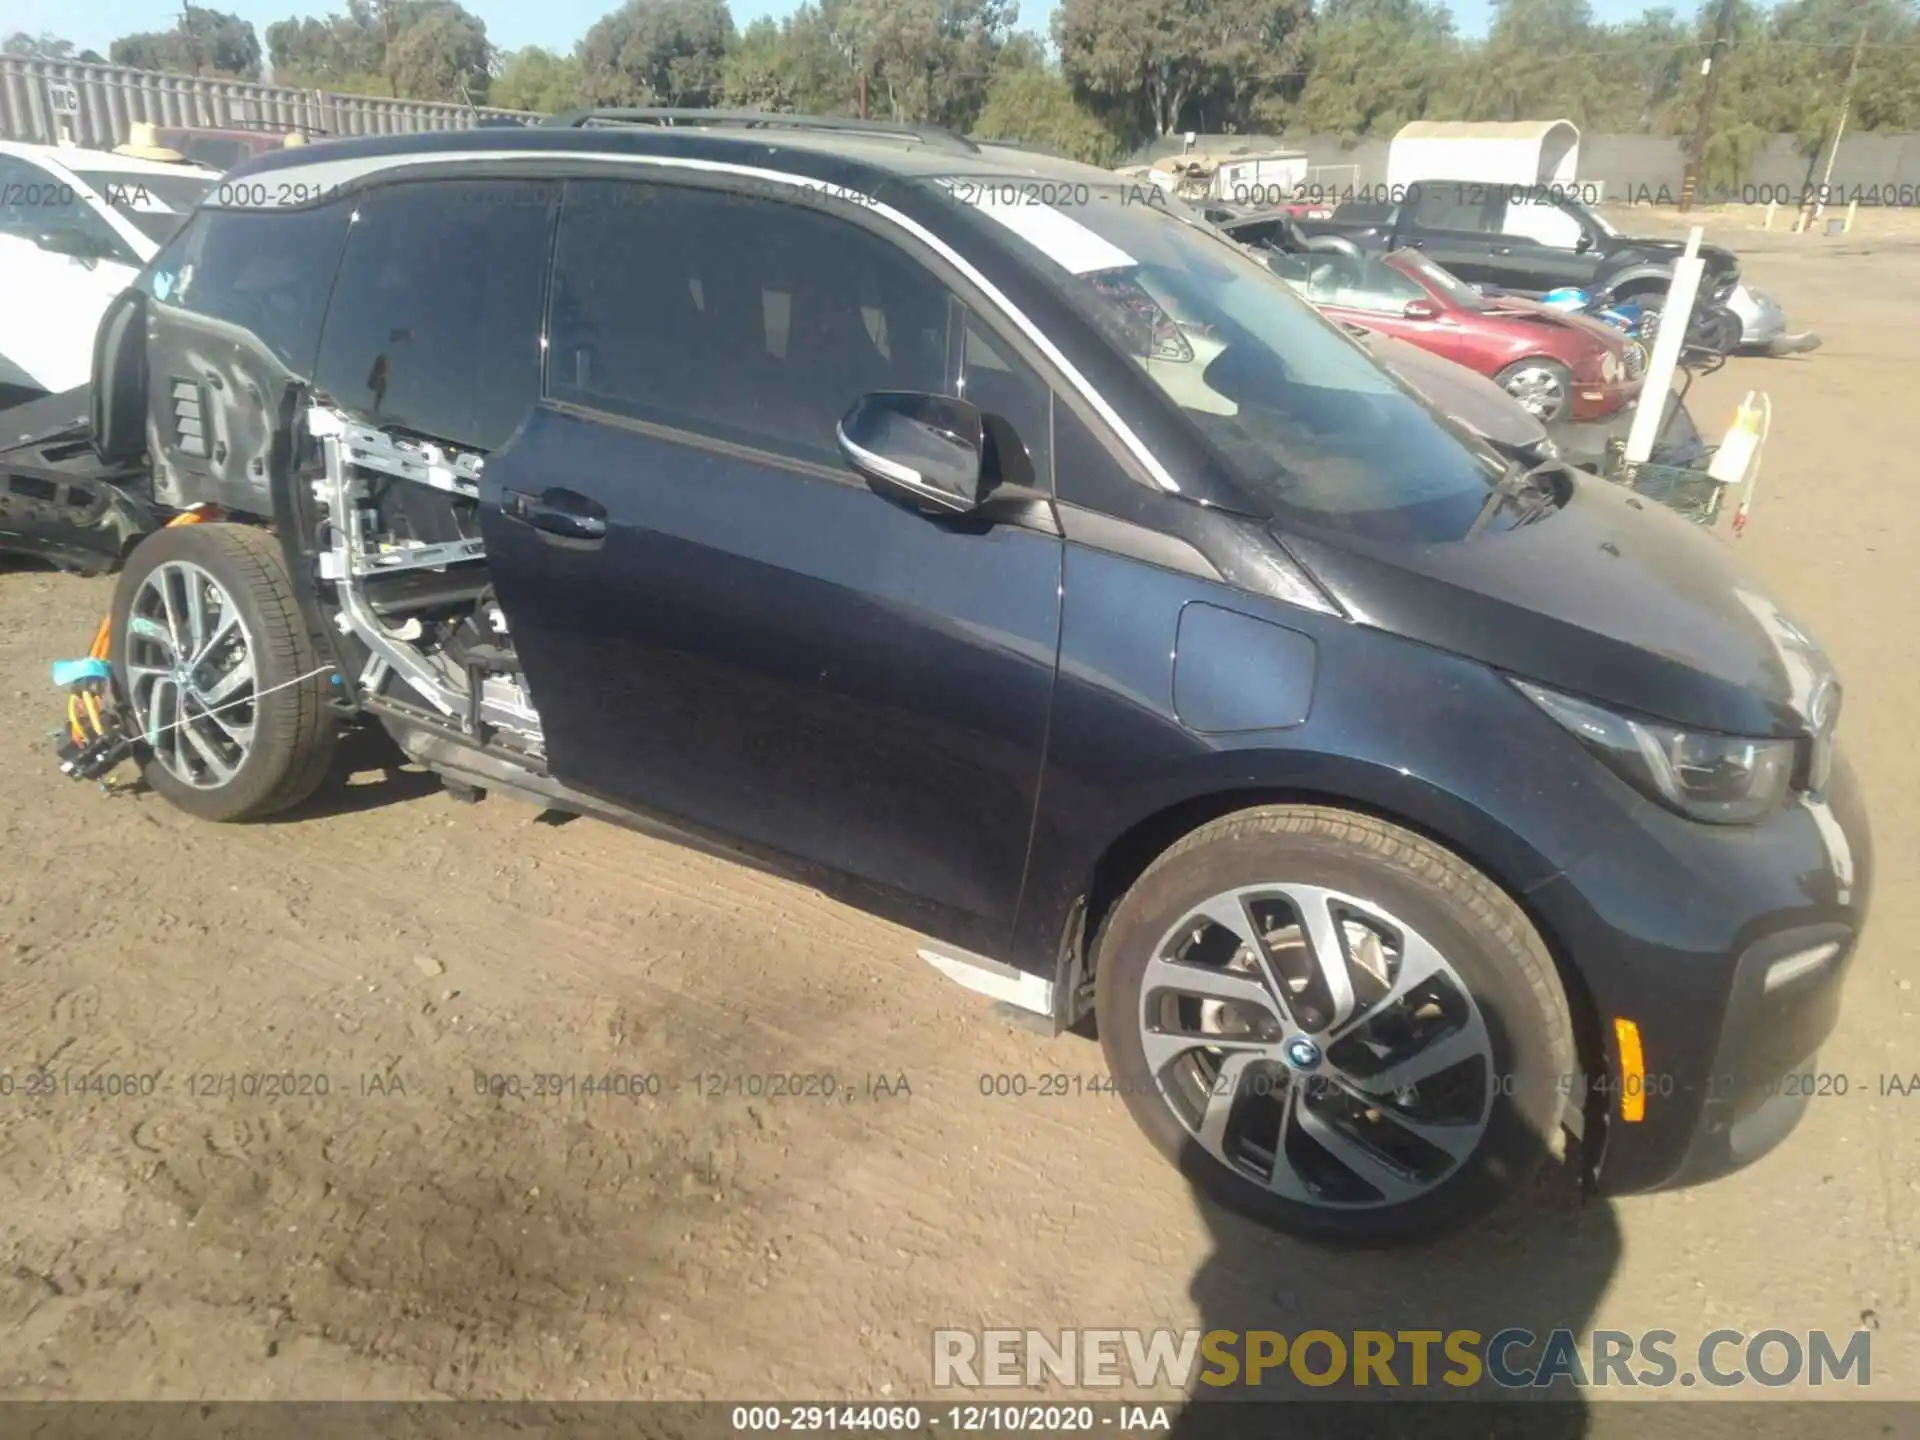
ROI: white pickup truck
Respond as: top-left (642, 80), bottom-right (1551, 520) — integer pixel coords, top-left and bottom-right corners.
top-left (0, 140), bottom-right (220, 408)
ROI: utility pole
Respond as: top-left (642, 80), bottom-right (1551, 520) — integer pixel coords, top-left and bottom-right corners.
top-left (1810, 19), bottom-right (1872, 225)
top-left (1680, 0), bottom-right (1738, 213)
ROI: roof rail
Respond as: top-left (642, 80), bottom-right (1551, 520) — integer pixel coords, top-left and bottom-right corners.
top-left (539, 107), bottom-right (980, 156)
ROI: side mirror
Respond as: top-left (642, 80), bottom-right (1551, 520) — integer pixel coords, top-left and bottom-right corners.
top-left (1575, 231), bottom-right (1596, 254)
top-left (34, 227), bottom-right (109, 262)
top-left (837, 391), bottom-right (986, 515)
top-left (1403, 298), bottom-right (1442, 321)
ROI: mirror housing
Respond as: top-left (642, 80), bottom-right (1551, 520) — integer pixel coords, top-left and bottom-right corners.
top-left (1575, 230), bottom-right (1596, 254)
top-left (836, 391), bottom-right (986, 515)
top-left (1403, 297), bottom-right (1442, 321)
top-left (34, 227), bottom-right (109, 263)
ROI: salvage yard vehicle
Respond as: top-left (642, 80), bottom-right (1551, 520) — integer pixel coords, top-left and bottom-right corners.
top-left (1266, 246), bottom-right (1642, 423)
top-left (1294, 180), bottom-right (1750, 352)
top-left (72, 112), bottom-right (1869, 1244)
top-left (0, 139), bottom-right (220, 407)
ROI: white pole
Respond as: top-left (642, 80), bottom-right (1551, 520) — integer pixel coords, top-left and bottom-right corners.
top-left (1764, 200), bottom-right (1777, 230)
top-left (1624, 226), bottom-right (1706, 465)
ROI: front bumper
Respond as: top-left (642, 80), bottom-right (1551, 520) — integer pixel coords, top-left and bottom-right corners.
top-left (1729, 285), bottom-right (1823, 355)
top-left (1566, 377), bottom-right (1637, 423)
top-left (1526, 751), bottom-right (1873, 1197)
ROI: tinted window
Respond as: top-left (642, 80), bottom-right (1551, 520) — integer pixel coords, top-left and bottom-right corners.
top-left (0, 154), bottom-right (136, 265)
top-left (1405, 183), bottom-right (1495, 234)
top-left (548, 181), bottom-right (953, 464)
top-left (315, 180), bottom-right (556, 452)
top-left (944, 180), bottom-right (1511, 543)
top-left (145, 202), bottom-right (353, 373)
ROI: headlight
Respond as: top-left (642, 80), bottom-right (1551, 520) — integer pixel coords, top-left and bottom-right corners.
top-left (1599, 351), bottom-right (1621, 382)
top-left (1514, 680), bottom-right (1795, 824)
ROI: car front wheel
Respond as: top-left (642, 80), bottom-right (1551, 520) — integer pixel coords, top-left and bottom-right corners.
top-left (1495, 357), bottom-right (1573, 422)
top-left (1094, 805), bottom-right (1577, 1244)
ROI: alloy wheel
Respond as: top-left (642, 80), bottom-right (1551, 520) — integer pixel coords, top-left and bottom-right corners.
top-left (123, 559), bottom-right (258, 790)
top-left (1502, 364), bottom-right (1568, 421)
top-left (1137, 884), bottom-right (1496, 1208)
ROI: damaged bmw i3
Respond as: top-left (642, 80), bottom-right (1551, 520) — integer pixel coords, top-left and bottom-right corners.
top-left (64, 112), bottom-right (1869, 1243)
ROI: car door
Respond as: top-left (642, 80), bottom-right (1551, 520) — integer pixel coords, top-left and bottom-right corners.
top-left (1394, 182), bottom-right (1505, 285)
top-left (480, 177), bottom-right (1065, 940)
top-left (0, 153), bottom-right (145, 395)
top-left (1479, 192), bottom-right (1604, 295)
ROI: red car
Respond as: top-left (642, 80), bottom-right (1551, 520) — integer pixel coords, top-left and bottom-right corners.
top-left (1277, 247), bottom-right (1644, 423)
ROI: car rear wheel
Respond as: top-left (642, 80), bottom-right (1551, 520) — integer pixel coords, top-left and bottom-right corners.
top-left (110, 522), bottom-right (339, 822)
top-left (1495, 357), bottom-right (1573, 422)
top-left (1094, 805), bottom-right (1577, 1243)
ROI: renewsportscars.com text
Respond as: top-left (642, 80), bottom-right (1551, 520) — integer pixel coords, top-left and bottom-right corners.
top-left (931, 1327), bottom-right (1872, 1390)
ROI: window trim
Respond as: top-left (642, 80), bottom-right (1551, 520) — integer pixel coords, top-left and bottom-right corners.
top-left (209, 148), bottom-right (1184, 496)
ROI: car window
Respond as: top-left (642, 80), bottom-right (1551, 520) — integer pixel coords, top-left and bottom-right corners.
top-left (0, 153), bottom-right (138, 265)
top-left (548, 180), bottom-right (963, 467)
top-left (1395, 251), bottom-right (1487, 310)
top-left (1291, 254), bottom-right (1428, 314)
top-left (314, 180), bottom-right (556, 453)
top-left (1499, 196), bottom-right (1586, 250)
top-left (144, 200), bottom-right (353, 373)
top-left (1404, 183), bottom-right (1497, 235)
top-left (943, 179), bottom-right (1510, 544)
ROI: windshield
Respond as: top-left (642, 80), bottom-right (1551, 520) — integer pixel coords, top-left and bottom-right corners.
top-left (64, 166), bottom-right (214, 245)
top-left (938, 181), bottom-right (1512, 543)
top-left (1396, 252), bottom-right (1488, 310)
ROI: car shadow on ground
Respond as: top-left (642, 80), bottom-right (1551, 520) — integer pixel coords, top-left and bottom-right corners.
top-left (270, 723), bottom-right (445, 821)
top-left (1169, 1132), bottom-right (1619, 1438)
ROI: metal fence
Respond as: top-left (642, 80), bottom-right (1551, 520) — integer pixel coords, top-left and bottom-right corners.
top-left (0, 55), bottom-right (537, 151)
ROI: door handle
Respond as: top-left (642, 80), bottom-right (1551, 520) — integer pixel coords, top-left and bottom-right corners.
top-left (504, 486), bottom-right (608, 544)
top-left (1490, 244), bottom-right (1512, 255)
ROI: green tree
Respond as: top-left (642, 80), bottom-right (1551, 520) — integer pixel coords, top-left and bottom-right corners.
top-left (112, 6), bottom-right (264, 80)
top-left (1054, 0), bottom-right (1310, 141)
top-left (972, 65), bottom-right (1124, 162)
top-left (493, 46), bottom-right (584, 112)
top-left (577, 0), bottom-right (736, 106)
top-left (1289, 0), bottom-right (1460, 138)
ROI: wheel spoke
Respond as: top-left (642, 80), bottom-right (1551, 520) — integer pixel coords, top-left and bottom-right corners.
top-left (1292, 1097), bottom-right (1423, 1205)
top-left (183, 570), bottom-right (210, 657)
top-left (1264, 1088), bottom-right (1319, 1202)
top-left (1140, 1025), bottom-right (1265, 1080)
top-left (1188, 892), bottom-right (1298, 1027)
top-left (1330, 927), bottom-right (1448, 1044)
top-left (158, 564), bottom-right (188, 655)
top-left (127, 614), bottom-right (176, 657)
top-left (197, 654), bottom-right (254, 709)
top-left (1195, 1051), bottom-right (1260, 1155)
top-left (178, 710), bottom-right (239, 786)
top-left (189, 606), bottom-right (241, 668)
top-left (1336, 1017), bottom-right (1488, 1097)
top-left (1289, 887), bottom-right (1358, 1034)
top-left (1142, 950), bottom-right (1285, 1020)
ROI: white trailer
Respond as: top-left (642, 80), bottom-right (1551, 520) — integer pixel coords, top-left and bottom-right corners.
top-left (1387, 120), bottom-right (1582, 191)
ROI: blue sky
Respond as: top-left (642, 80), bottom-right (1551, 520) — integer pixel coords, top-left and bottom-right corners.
top-left (21, 0), bottom-right (1695, 59)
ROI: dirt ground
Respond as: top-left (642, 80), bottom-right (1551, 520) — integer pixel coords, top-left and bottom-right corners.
top-left (1, 224), bottom-right (1916, 1407)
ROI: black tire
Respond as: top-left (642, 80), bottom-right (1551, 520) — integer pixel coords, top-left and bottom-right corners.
top-left (1493, 356), bottom-right (1574, 423)
top-left (110, 522), bottom-right (339, 822)
top-left (1094, 805), bottom-right (1576, 1245)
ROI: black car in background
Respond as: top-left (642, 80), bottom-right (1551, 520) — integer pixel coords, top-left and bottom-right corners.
top-left (1295, 179), bottom-right (1741, 325)
top-left (73, 112), bottom-right (1868, 1243)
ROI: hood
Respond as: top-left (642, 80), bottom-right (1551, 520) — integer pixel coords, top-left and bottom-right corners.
top-left (1357, 330), bottom-right (1547, 451)
top-left (1283, 474), bottom-right (1833, 737)
top-left (1602, 234), bottom-right (1740, 280)
top-left (1485, 295), bottom-right (1627, 349)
